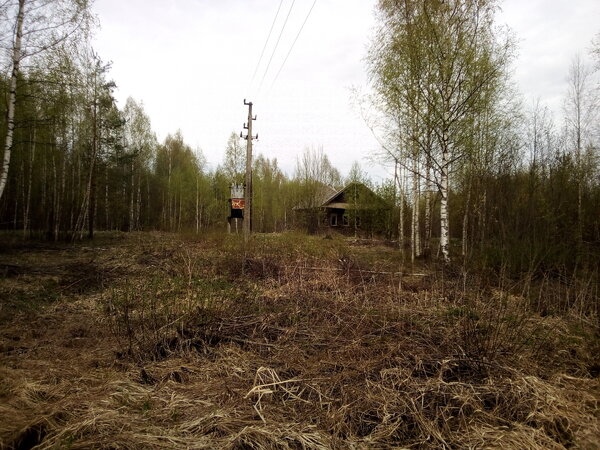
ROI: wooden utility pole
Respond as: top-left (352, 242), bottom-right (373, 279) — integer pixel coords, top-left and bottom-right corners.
top-left (241, 99), bottom-right (257, 240)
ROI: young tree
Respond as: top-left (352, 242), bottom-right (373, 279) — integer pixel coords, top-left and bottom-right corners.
top-left (253, 155), bottom-right (286, 232)
top-left (564, 55), bottom-right (598, 246)
top-left (222, 132), bottom-right (245, 184)
top-left (123, 97), bottom-right (156, 231)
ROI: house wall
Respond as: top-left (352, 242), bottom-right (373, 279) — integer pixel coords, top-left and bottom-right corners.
top-left (325, 208), bottom-right (391, 237)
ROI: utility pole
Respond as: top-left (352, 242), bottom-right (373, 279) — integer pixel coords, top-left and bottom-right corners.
top-left (241, 99), bottom-right (257, 240)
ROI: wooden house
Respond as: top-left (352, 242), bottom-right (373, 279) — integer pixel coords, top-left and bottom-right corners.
top-left (295, 182), bottom-right (391, 235)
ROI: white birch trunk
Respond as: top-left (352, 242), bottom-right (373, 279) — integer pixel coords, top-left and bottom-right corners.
top-left (440, 147), bottom-right (450, 263)
top-left (0, 0), bottom-right (25, 201)
top-left (411, 159), bottom-right (421, 262)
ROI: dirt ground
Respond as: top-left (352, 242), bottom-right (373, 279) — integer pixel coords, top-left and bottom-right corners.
top-left (0, 232), bottom-right (598, 449)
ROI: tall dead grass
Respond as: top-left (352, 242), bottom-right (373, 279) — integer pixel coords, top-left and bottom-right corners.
top-left (1, 233), bottom-right (598, 449)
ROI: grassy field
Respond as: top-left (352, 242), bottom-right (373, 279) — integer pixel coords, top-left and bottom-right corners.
top-left (0, 231), bottom-right (598, 449)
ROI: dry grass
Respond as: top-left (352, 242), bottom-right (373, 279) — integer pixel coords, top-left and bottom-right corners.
top-left (0, 231), bottom-right (598, 449)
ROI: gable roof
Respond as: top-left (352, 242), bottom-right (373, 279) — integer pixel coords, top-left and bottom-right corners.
top-left (292, 183), bottom-right (338, 210)
top-left (321, 182), bottom-right (390, 210)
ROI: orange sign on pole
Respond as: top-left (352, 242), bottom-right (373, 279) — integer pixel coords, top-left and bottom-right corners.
top-left (231, 198), bottom-right (245, 210)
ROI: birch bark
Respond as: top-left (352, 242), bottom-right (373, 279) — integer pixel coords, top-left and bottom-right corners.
top-left (0, 0), bottom-right (26, 201)
top-left (440, 131), bottom-right (450, 263)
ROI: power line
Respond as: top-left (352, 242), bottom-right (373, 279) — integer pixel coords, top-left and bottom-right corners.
top-left (269, 0), bottom-right (317, 92)
top-left (258, 0), bottom-right (295, 92)
top-left (249, 0), bottom-right (284, 87)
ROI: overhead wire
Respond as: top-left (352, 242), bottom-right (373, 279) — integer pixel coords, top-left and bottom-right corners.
top-left (257, 0), bottom-right (296, 93)
top-left (249, 0), bottom-right (284, 88)
top-left (269, 0), bottom-right (318, 93)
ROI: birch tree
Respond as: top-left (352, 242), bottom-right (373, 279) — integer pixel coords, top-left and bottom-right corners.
top-left (368, 0), bottom-right (511, 262)
top-left (222, 132), bottom-right (246, 184)
top-left (295, 146), bottom-right (341, 207)
top-left (0, 0), bottom-right (92, 201)
top-left (123, 98), bottom-right (156, 231)
top-left (564, 55), bottom-right (598, 246)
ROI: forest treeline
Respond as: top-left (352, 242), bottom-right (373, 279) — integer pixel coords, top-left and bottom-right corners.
top-left (0, 0), bottom-right (598, 274)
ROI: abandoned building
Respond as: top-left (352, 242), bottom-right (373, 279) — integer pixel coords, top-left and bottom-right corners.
top-left (294, 182), bottom-right (391, 235)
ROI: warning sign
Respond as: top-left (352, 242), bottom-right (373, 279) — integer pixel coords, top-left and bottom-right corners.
top-left (231, 198), bottom-right (245, 209)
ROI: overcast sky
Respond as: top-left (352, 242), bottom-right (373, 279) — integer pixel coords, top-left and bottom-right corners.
top-left (92, 0), bottom-right (599, 182)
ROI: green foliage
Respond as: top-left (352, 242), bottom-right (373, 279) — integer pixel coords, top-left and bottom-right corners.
top-left (221, 132), bottom-right (245, 184)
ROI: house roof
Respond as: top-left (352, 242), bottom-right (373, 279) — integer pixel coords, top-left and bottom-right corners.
top-left (293, 182), bottom-right (390, 211)
top-left (292, 183), bottom-right (338, 210)
top-left (320, 182), bottom-right (390, 210)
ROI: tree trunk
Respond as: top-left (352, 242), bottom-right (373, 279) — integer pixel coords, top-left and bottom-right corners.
top-left (57, 150), bottom-right (65, 240)
top-left (161, 191), bottom-right (165, 228)
top-left (74, 171), bottom-right (90, 240)
top-left (479, 189), bottom-right (487, 250)
top-left (14, 159), bottom-right (21, 229)
top-left (146, 174), bottom-right (150, 229)
top-left (121, 163), bottom-right (126, 230)
top-left (393, 160), bottom-right (398, 239)
top-left (167, 150), bottom-right (172, 230)
top-left (398, 166), bottom-right (405, 251)
top-left (411, 158), bottom-right (421, 262)
top-left (88, 91), bottom-right (98, 239)
top-left (196, 176), bottom-right (199, 233)
top-left (576, 113), bottom-right (583, 248)
top-left (23, 127), bottom-right (36, 238)
top-left (136, 172), bottom-right (141, 230)
top-left (42, 148), bottom-right (47, 216)
top-left (52, 152), bottom-right (60, 241)
top-left (462, 181), bottom-right (471, 258)
top-left (0, 0), bottom-right (25, 201)
top-left (199, 204), bottom-right (203, 231)
top-left (105, 165), bottom-right (109, 230)
top-left (129, 160), bottom-right (135, 231)
top-left (440, 145), bottom-right (450, 263)
top-left (424, 156), bottom-right (432, 256)
top-left (178, 191), bottom-right (182, 231)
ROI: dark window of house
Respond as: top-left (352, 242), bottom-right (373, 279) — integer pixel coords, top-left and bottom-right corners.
top-left (356, 216), bottom-right (361, 227)
top-left (342, 214), bottom-right (349, 226)
top-left (330, 215), bottom-right (337, 226)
